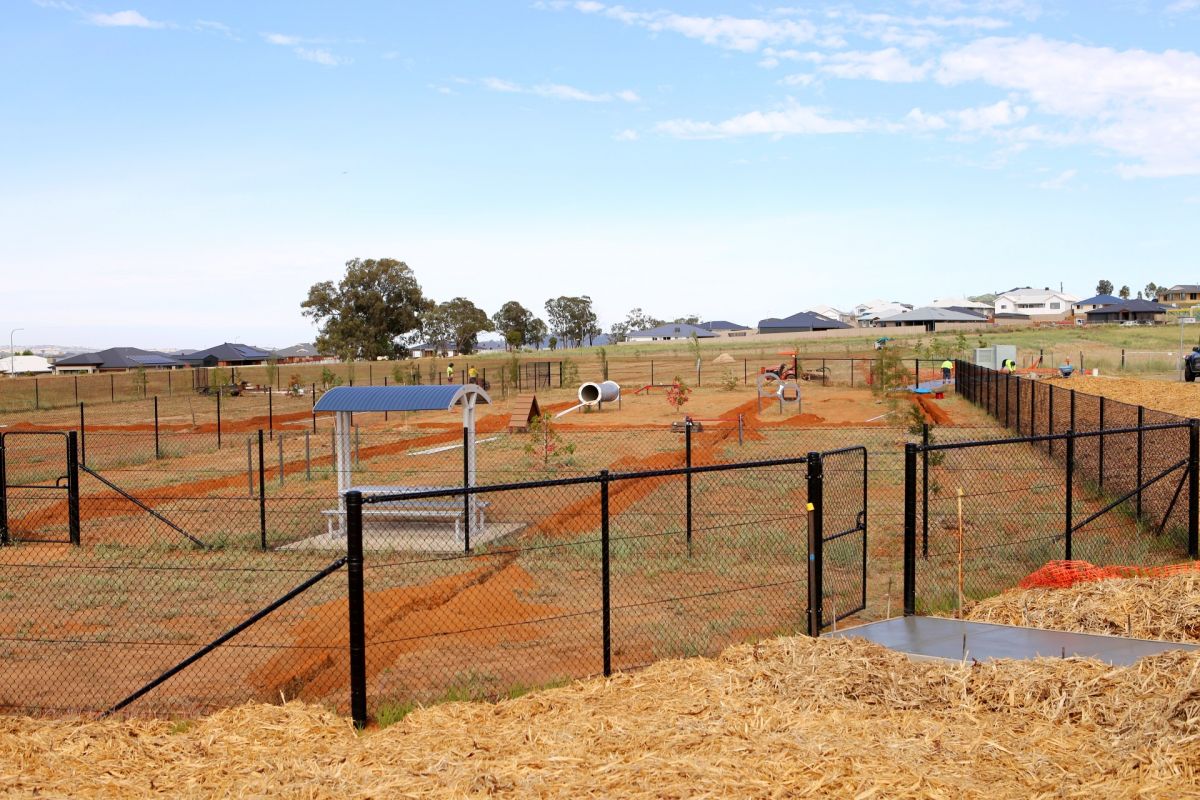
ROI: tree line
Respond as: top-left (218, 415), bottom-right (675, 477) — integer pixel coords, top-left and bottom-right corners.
top-left (1094, 280), bottom-right (1163, 301)
top-left (301, 258), bottom-right (607, 358)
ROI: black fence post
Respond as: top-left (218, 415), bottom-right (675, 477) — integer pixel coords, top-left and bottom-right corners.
top-left (216, 391), bottom-right (222, 449)
top-left (1047, 386), bottom-right (1055, 457)
top-left (1003, 372), bottom-right (1010, 428)
top-left (268, 390), bottom-right (274, 441)
top-left (806, 451), bottom-right (824, 637)
top-left (1098, 397), bottom-right (1106, 489)
top-left (1136, 406), bottom-right (1145, 520)
top-left (66, 431), bottom-right (80, 546)
top-left (1189, 419), bottom-right (1199, 558)
top-left (346, 489), bottom-right (368, 728)
top-left (685, 418), bottom-right (693, 557)
top-left (1069, 389), bottom-right (1076, 434)
top-left (462, 426), bottom-right (471, 554)
top-left (79, 402), bottom-right (86, 467)
top-left (257, 430), bottom-right (267, 550)
top-left (1030, 382), bottom-right (1038, 441)
top-left (903, 443), bottom-right (917, 616)
top-left (1065, 429), bottom-right (1075, 561)
top-left (650, 360), bottom-right (654, 387)
top-left (600, 469), bottom-right (611, 676)
top-left (1015, 373), bottom-right (1021, 433)
top-left (73, 375), bottom-right (78, 404)
top-left (0, 434), bottom-right (8, 546)
top-left (154, 396), bottom-right (160, 459)
top-left (110, 374), bottom-right (114, 402)
top-left (921, 424), bottom-right (929, 559)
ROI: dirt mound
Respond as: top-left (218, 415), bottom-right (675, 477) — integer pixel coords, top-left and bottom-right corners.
top-left (712, 353), bottom-right (735, 364)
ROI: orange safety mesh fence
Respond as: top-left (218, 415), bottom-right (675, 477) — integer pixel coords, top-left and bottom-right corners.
top-left (1019, 559), bottom-right (1200, 590)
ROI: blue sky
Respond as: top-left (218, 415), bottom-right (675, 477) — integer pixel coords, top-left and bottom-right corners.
top-left (4, 0), bottom-right (1200, 349)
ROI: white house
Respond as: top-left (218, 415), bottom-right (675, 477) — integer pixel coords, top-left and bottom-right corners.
top-left (0, 355), bottom-right (53, 375)
top-left (805, 305), bottom-right (854, 325)
top-left (993, 288), bottom-right (1078, 319)
top-left (929, 297), bottom-right (991, 312)
top-left (854, 300), bottom-right (913, 327)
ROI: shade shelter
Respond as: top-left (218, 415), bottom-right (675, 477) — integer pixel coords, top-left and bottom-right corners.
top-left (312, 384), bottom-right (492, 525)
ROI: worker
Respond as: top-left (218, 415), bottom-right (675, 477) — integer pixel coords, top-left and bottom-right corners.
top-left (467, 365), bottom-right (478, 385)
top-left (940, 359), bottom-right (953, 382)
top-left (1002, 358), bottom-right (1017, 374)
top-left (1186, 346), bottom-right (1200, 382)
top-left (446, 362), bottom-right (455, 383)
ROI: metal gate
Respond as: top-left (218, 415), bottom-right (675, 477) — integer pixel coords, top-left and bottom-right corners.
top-left (807, 446), bottom-right (868, 634)
top-left (523, 361), bottom-right (553, 389)
top-left (0, 431), bottom-right (81, 545)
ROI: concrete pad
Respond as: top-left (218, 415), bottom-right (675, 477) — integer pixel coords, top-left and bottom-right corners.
top-left (281, 521), bottom-right (524, 553)
top-left (826, 616), bottom-right (1199, 666)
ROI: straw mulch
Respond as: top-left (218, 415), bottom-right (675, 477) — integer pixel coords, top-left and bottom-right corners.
top-left (3, 635), bottom-right (1200, 798)
top-left (967, 572), bottom-right (1200, 643)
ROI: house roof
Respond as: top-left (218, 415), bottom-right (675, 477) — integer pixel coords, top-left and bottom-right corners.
top-left (1165, 285), bottom-right (1200, 293)
top-left (875, 307), bottom-right (988, 323)
top-left (313, 385), bottom-right (491, 413)
top-left (996, 288), bottom-right (1079, 302)
top-left (628, 323), bottom-right (716, 338)
top-left (1075, 294), bottom-right (1122, 306)
top-left (929, 297), bottom-right (990, 309)
top-left (0, 355), bottom-right (53, 373)
top-left (179, 343), bottom-right (272, 363)
top-left (55, 347), bottom-right (184, 369)
top-left (757, 312), bottom-right (851, 330)
top-left (700, 320), bottom-right (751, 331)
top-left (270, 343), bottom-right (324, 359)
top-left (1086, 299), bottom-right (1168, 315)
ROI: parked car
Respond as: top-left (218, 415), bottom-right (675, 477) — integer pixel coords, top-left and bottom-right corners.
top-left (1120, 320), bottom-right (1138, 327)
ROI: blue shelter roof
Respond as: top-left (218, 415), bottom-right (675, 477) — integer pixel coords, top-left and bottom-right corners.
top-left (313, 385), bottom-right (491, 413)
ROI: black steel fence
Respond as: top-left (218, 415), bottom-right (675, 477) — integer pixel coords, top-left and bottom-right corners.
top-left (0, 423), bottom-right (870, 720)
top-left (900, 361), bottom-right (1200, 616)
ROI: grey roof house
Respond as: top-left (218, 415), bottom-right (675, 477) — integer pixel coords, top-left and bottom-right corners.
top-left (626, 323), bottom-right (716, 342)
top-left (756, 312), bottom-right (851, 333)
top-left (873, 307), bottom-right (989, 331)
top-left (1085, 299), bottom-right (1168, 324)
top-left (53, 347), bottom-right (185, 374)
top-left (177, 343), bottom-right (272, 367)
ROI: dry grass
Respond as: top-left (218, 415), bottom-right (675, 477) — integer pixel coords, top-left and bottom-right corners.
top-left (3, 632), bottom-right (1199, 797)
top-left (966, 572), bottom-right (1200, 643)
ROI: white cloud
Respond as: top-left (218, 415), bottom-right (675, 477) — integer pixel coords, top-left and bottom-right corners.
top-left (295, 48), bottom-right (346, 67)
top-left (1037, 168), bottom-right (1077, 189)
top-left (951, 99), bottom-right (1028, 130)
top-left (1166, 0), bottom-right (1200, 14)
top-left (482, 77), bottom-right (522, 93)
top-left (779, 73), bottom-right (816, 87)
top-left (482, 77), bottom-right (638, 103)
top-left (821, 49), bottom-right (931, 82)
top-left (262, 33), bottom-right (348, 66)
top-left (194, 20), bottom-right (237, 40)
top-left (88, 9), bottom-right (166, 28)
top-left (655, 103), bottom-right (865, 139)
top-left (937, 36), bottom-right (1200, 175)
top-left (905, 108), bottom-right (949, 130)
top-left (573, 2), bottom-right (818, 52)
top-left (263, 32), bottom-right (301, 46)
top-left (614, 129), bottom-right (639, 141)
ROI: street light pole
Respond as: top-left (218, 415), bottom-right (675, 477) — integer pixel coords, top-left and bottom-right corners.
top-left (9, 328), bottom-right (23, 377)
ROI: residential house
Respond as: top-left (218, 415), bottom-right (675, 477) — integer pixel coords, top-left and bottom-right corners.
top-left (1158, 285), bottom-right (1200, 307)
top-left (804, 305), bottom-right (854, 325)
top-left (756, 311), bottom-right (851, 333)
top-left (993, 287), bottom-right (1078, 319)
top-left (409, 342), bottom-right (459, 359)
top-left (873, 307), bottom-right (989, 332)
top-left (854, 300), bottom-right (913, 327)
top-left (53, 347), bottom-right (185, 375)
top-left (1085, 299), bottom-right (1168, 324)
top-left (700, 320), bottom-right (752, 337)
top-left (269, 343), bottom-right (329, 364)
top-left (0, 355), bottom-right (53, 375)
top-left (177, 343), bottom-right (271, 368)
top-left (929, 298), bottom-right (992, 314)
top-left (1072, 294), bottom-right (1122, 315)
top-left (626, 323), bottom-right (716, 342)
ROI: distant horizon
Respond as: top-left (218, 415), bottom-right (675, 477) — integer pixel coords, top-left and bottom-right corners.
top-left (5, 1), bottom-right (1198, 347)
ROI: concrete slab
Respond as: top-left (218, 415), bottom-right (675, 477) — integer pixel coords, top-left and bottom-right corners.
top-left (280, 521), bottom-right (524, 553)
top-left (826, 616), bottom-right (1199, 666)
